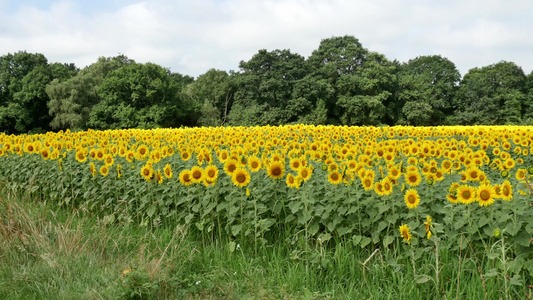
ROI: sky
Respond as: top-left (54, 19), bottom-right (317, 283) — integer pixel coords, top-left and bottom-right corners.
top-left (1, 0), bottom-right (532, 78)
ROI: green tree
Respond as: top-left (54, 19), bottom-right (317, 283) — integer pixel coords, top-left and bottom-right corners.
top-left (185, 69), bottom-right (236, 127)
top-left (87, 61), bottom-right (192, 129)
top-left (228, 49), bottom-right (309, 126)
top-left (397, 55), bottom-right (460, 125)
top-left (47, 55), bottom-right (131, 130)
top-left (453, 61), bottom-right (527, 125)
top-left (523, 71), bottom-right (533, 124)
top-left (0, 51), bottom-right (75, 133)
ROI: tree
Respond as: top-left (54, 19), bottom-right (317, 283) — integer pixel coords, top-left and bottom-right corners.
top-left (47, 55), bottom-right (131, 130)
top-left (185, 69), bottom-right (236, 126)
top-left (453, 61), bottom-right (526, 125)
top-left (87, 61), bottom-right (192, 129)
top-left (228, 49), bottom-right (309, 126)
top-left (0, 51), bottom-right (75, 133)
top-left (397, 55), bottom-right (460, 125)
top-left (307, 36), bottom-right (397, 125)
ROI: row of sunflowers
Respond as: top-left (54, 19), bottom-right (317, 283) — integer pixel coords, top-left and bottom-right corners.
top-left (0, 125), bottom-right (532, 277)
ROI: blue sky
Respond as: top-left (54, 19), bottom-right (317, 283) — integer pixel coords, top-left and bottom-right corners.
top-left (1, 0), bottom-right (532, 78)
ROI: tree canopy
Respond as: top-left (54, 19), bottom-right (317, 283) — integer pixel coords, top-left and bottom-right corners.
top-left (1, 36), bottom-right (533, 133)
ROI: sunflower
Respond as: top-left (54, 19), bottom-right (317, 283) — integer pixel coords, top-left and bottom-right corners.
top-left (76, 150), bottom-right (87, 163)
top-left (501, 180), bottom-right (513, 201)
top-left (224, 159), bottom-right (238, 176)
top-left (515, 168), bottom-right (527, 181)
top-left (289, 158), bottom-right (303, 172)
top-left (117, 164), bottom-right (122, 178)
top-left (204, 165), bottom-right (219, 185)
top-left (457, 185), bottom-right (475, 204)
top-left (465, 166), bottom-right (481, 182)
top-left (104, 154), bottom-right (114, 166)
top-left (381, 177), bottom-right (393, 195)
top-left (298, 166), bottom-right (313, 182)
top-left (361, 177), bottom-right (374, 191)
top-left (399, 224), bottom-right (412, 244)
top-left (190, 166), bottom-right (204, 183)
top-left (404, 189), bottom-right (420, 209)
top-left (267, 161), bottom-right (285, 180)
top-left (89, 162), bottom-right (96, 177)
top-left (163, 164), bottom-right (173, 179)
top-left (179, 170), bottom-right (193, 186)
top-left (180, 150), bottom-right (191, 161)
top-left (126, 150), bottom-right (135, 162)
top-left (477, 184), bottom-right (495, 207)
top-left (328, 171), bottom-right (343, 185)
top-left (232, 168), bottom-right (251, 188)
top-left (140, 165), bottom-right (154, 182)
top-left (155, 170), bottom-right (164, 184)
top-left (99, 165), bottom-right (109, 177)
top-left (136, 145), bottom-right (149, 160)
top-left (286, 173), bottom-right (301, 189)
top-left (248, 156), bottom-right (262, 172)
top-left (404, 170), bottom-right (421, 187)
top-left (41, 148), bottom-right (50, 160)
top-left (95, 149), bottom-right (105, 160)
top-left (424, 216), bottom-right (433, 239)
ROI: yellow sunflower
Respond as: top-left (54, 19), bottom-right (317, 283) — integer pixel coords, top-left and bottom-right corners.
top-left (298, 166), bottom-right (313, 182)
top-left (100, 165), bottom-right (109, 177)
top-left (224, 159), bottom-right (238, 176)
top-left (501, 180), bottom-right (513, 201)
top-left (286, 173), bottom-right (301, 189)
top-left (204, 165), bottom-right (219, 185)
top-left (328, 171), bottom-right (343, 185)
top-left (179, 170), bottom-right (193, 186)
top-left (163, 164), bottom-right (173, 179)
top-left (232, 168), bottom-right (251, 188)
top-left (457, 185), bottom-right (475, 204)
top-left (476, 184), bottom-right (495, 207)
top-left (399, 224), bottom-right (412, 244)
top-left (190, 166), bottom-right (204, 183)
top-left (404, 170), bottom-right (421, 187)
top-left (140, 165), bottom-right (154, 182)
top-left (267, 161), bottom-right (285, 180)
top-left (404, 189), bottom-right (420, 209)
top-left (248, 156), bottom-right (262, 172)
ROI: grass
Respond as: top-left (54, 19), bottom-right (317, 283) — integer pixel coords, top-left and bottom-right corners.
top-left (1, 186), bottom-right (531, 299)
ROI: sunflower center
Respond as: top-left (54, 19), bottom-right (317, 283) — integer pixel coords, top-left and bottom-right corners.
top-left (192, 171), bottom-right (202, 179)
top-left (462, 191), bottom-right (471, 199)
top-left (479, 190), bottom-right (490, 201)
top-left (408, 195), bottom-right (416, 204)
top-left (237, 174), bottom-right (245, 183)
top-left (272, 168), bottom-right (281, 176)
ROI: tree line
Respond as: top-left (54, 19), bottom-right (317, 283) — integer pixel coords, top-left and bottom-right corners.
top-left (1, 35), bottom-right (532, 134)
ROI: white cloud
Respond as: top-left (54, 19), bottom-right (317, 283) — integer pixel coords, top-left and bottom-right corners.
top-left (0, 0), bottom-right (532, 77)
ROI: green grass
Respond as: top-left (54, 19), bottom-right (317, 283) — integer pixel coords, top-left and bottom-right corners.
top-left (1, 187), bottom-right (531, 299)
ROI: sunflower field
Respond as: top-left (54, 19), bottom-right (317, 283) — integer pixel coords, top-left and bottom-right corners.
top-left (1, 125), bottom-right (532, 284)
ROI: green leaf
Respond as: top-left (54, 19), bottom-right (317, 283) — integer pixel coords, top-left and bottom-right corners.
top-left (147, 205), bottom-right (156, 217)
top-left (360, 236), bottom-right (371, 248)
top-left (414, 274), bottom-right (432, 284)
top-left (383, 235), bottom-right (394, 248)
top-left (231, 224), bottom-right (242, 236)
top-left (228, 241), bottom-right (236, 253)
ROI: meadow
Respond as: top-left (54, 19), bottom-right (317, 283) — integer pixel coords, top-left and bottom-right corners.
top-left (0, 125), bottom-right (532, 299)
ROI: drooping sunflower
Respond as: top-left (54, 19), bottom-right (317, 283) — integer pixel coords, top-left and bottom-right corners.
top-left (476, 184), bottom-right (495, 207)
top-left (190, 166), bottom-right (204, 183)
top-left (399, 224), bottom-right (412, 244)
top-left (267, 161), bottom-right (285, 180)
top-left (404, 189), bottom-right (420, 209)
top-left (457, 185), bottom-right (475, 204)
top-left (328, 171), bottom-right (343, 185)
top-left (424, 216), bottom-right (433, 240)
top-left (89, 162), bottom-right (96, 177)
top-left (179, 170), bottom-right (193, 186)
top-left (404, 170), bottom-right (422, 187)
top-left (163, 164), bottom-right (173, 179)
top-left (232, 168), bottom-right (251, 188)
top-left (155, 170), bottom-right (164, 184)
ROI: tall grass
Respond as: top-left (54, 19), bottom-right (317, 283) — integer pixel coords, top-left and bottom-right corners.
top-left (1, 184), bottom-right (531, 299)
